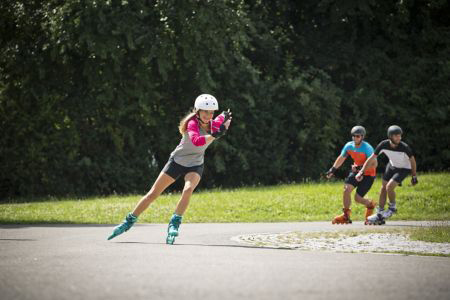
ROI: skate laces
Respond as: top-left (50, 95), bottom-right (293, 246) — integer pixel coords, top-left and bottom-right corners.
top-left (126, 213), bottom-right (138, 223)
top-left (116, 213), bottom-right (137, 231)
top-left (170, 215), bottom-right (182, 229)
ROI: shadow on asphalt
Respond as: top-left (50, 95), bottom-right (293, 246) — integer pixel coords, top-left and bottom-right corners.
top-left (0, 224), bottom-right (159, 229)
top-left (115, 241), bottom-right (293, 250)
top-left (0, 238), bottom-right (37, 241)
top-left (177, 243), bottom-right (294, 250)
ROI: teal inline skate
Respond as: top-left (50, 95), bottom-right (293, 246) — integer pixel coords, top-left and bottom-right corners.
top-left (166, 214), bottom-right (182, 245)
top-left (107, 212), bottom-right (138, 240)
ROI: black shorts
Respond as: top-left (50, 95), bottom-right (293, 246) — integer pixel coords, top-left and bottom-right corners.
top-left (345, 172), bottom-right (375, 197)
top-left (162, 158), bottom-right (204, 180)
top-left (383, 164), bottom-right (411, 184)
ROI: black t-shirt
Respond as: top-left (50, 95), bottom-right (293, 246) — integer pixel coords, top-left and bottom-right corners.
top-left (374, 139), bottom-right (414, 169)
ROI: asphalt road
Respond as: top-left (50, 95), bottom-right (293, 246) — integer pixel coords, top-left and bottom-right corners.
top-left (1, 221), bottom-right (449, 300)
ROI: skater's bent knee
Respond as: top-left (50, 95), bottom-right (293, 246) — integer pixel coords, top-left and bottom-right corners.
top-left (183, 186), bottom-right (195, 194)
top-left (386, 183), bottom-right (396, 191)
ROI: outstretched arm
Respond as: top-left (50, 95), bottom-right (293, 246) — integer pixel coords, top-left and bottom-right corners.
top-left (367, 156), bottom-right (378, 169)
top-left (333, 155), bottom-right (347, 169)
top-left (410, 156), bottom-right (418, 185)
top-left (359, 153), bottom-right (377, 174)
top-left (326, 156), bottom-right (347, 178)
top-left (410, 156), bottom-right (417, 176)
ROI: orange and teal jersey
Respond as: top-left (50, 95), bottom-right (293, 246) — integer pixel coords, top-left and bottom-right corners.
top-left (340, 141), bottom-right (376, 176)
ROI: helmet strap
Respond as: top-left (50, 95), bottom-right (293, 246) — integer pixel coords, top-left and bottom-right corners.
top-left (353, 135), bottom-right (363, 146)
top-left (389, 137), bottom-right (399, 146)
top-left (196, 112), bottom-right (209, 125)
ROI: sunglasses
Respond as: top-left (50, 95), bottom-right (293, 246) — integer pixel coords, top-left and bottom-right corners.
top-left (352, 135), bottom-right (362, 138)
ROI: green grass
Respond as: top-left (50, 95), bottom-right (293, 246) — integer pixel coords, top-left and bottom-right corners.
top-left (0, 172), bottom-right (449, 224)
top-left (409, 225), bottom-right (450, 243)
top-left (372, 251), bottom-right (449, 257)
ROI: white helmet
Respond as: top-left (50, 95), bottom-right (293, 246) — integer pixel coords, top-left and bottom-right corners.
top-left (194, 94), bottom-right (218, 111)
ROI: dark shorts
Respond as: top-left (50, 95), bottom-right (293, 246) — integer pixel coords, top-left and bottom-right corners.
top-left (345, 172), bottom-right (375, 197)
top-left (162, 157), bottom-right (204, 180)
top-left (383, 164), bottom-right (411, 184)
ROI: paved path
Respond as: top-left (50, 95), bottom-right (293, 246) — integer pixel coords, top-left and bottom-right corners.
top-left (1, 221), bottom-right (449, 300)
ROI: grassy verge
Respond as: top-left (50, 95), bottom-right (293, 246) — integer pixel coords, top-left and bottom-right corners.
top-left (409, 225), bottom-right (450, 243)
top-left (372, 251), bottom-right (449, 257)
top-left (0, 172), bottom-right (449, 224)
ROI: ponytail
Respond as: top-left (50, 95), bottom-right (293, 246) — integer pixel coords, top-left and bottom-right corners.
top-left (178, 109), bottom-right (197, 135)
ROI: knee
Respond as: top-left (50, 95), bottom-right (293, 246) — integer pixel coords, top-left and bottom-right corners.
top-left (343, 186), bottom-right (352, 194)
top-left (183, 184), bottom-right (195, 195)
top-left (386, 183), bottom-right (396, 192)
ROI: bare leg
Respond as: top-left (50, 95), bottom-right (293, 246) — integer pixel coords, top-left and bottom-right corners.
top-left (379, 180), bottom-right (388, 209)
top-left (386, 179), bottom-right (399, 205)
top-left (174, 172), bottom-right (201, 216)
top-left (343, 184), bottom-right (354, 209)
top-left (354, 193), bottom-right (372, 207)
top-left (132, 172), bottom-right (175, 216)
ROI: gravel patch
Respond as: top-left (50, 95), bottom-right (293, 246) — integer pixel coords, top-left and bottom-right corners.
top-left (232, 231), bottom-right (450, 255)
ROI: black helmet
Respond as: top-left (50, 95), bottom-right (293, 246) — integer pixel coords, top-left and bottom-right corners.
top-left (387, 125), bottom-right (403, 137)
top-left (351, 125), bottom-right (366, 136)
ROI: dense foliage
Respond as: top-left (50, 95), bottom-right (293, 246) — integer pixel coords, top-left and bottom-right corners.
top-left (1, 0), bottom-right (448, 198)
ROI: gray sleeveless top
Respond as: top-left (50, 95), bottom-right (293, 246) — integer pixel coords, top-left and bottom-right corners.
top-left (170, 127), bottom-right (211, 167)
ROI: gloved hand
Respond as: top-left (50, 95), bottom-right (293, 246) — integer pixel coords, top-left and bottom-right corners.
top-left (212, 124), bottom-right (227, 139)
top-left (355, 171), bottom-right (364, 182)
top-left (326, 167), bottom-right (337, 178)
top-left (411, 175), bottom-right (418, 186)
top-left (222, 109), bottom-right (232, 122)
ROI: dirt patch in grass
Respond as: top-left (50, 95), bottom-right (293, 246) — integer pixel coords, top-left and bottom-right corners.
top-left (232, 227), bottom-right (450, 256)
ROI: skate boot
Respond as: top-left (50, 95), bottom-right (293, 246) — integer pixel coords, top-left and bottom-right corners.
top-left (107, 212), bottom-right (138, 240)
top-left (382, 206), bottom-right (397, 221)
top-left (364, 200), bottom-right (377, 224)
top-left (366, 209), bottom-right (385, 225)
top-left (166, 214), bottom-right (182, 244)
top-left (332, 208), bottom-right (352, 224)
